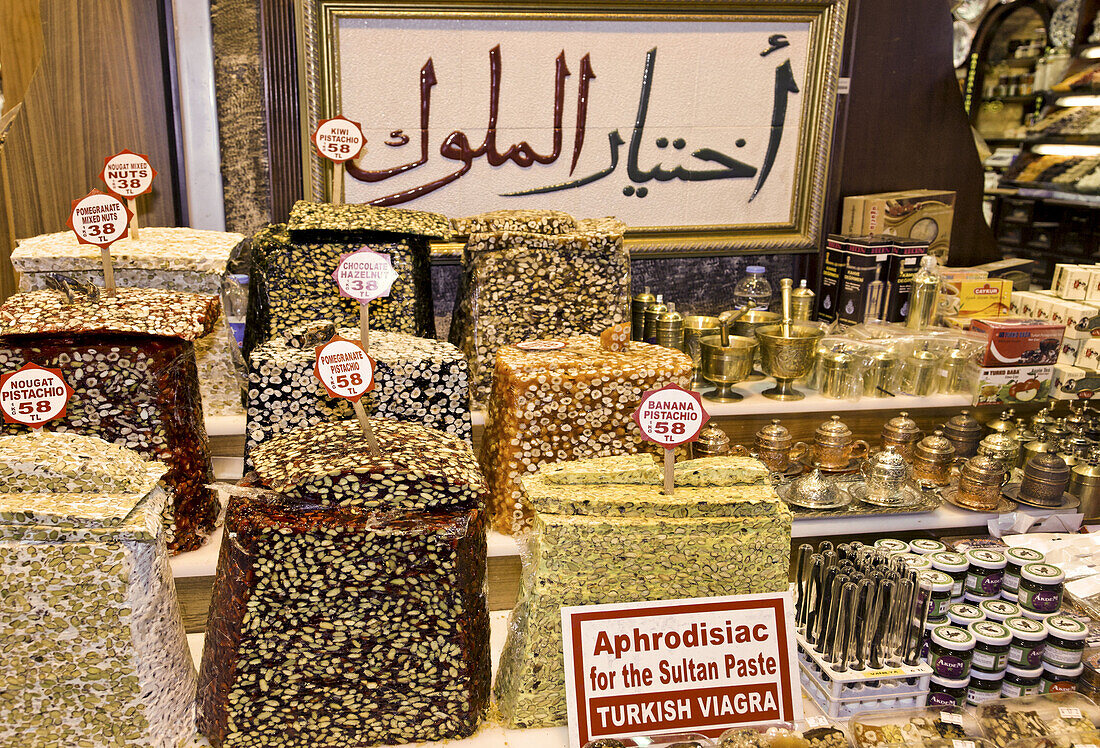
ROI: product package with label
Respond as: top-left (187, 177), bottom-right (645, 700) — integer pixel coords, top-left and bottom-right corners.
top-left (0, 288), bottom-right (221, 552)
top-left (494, 454), bottom-right (789, 729)
top-left (971, 317), bottom-right (1064, 366)
top-left (245, 201), bottom-right (452, 353)
top-left (0, 432), bottom-right (195, 747)
top-left (11, 227), bottom-right (247, 417)
top-left (480, 334), bottom-right (692, 535)
top-left (246, 321), bottom-right (470, 462)
top-left (198, 418), bottom-right (490, 747)
top-left (449, 210), bottom-right (630, 405)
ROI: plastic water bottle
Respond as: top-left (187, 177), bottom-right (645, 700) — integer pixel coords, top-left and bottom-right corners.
top-left (733, 266), bottom-right (772, 310)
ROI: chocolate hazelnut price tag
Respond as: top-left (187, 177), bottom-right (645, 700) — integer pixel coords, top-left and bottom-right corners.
top-left (632, 384), bottom-right (710, 495)
top-left (314, 336), bottom-right (381, 456)
top-left (67, 189), bottom-right (133, 295)
top-left (0, 363), bottom-right (74, 428)
top-left (333, 250), bottom-right (398, 302)
top-left (99, 149), bottom-right (156, 198)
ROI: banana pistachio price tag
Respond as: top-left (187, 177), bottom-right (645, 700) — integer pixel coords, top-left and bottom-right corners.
top-left (0, 363), bottom-right (74, 428)
top-left (632, 383), bottom-right (710, 447)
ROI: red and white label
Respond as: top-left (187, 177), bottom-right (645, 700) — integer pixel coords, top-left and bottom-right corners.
top-left (333, 249), bottom-right (398, 302)
top-left (515, 340), bottom-right (566, 351)
top-left (99, 149), bottom-right (156, 198)
top-left (312, 117), bottom-right (365, 162)
top-left (632, 384), bottom-right (710, 448)
top-left (562, 593), bottom-right (801, 748)
top-left (66, 189), bottom-right (132, 247)
top-left (314, 337), bottom-right (376, 402)
top-left (0, 363), bottom-right (74, 428)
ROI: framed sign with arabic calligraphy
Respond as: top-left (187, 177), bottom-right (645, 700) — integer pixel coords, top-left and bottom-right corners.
top-left (295, 0), bottom-right (847, 256)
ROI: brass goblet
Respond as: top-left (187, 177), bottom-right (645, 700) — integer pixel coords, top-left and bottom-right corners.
top-left (755, 323), bottom-right (826, 401)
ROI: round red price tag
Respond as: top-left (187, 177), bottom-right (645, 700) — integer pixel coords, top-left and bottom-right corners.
top-left (312, 117), bottom-right (365, 163)
top-left (0, 363), bottom-right (74, 428)
top-left (631, 384), bottom-right (710, 448)
top-left (99, 149), bottom-right (156, 198)
top-left (515, 340), bottom-right (566, 351)
top-left (333, 249), bottom-right (398, 302)
top-left (66, 189), bottom-right (132, 247)
top-left (314, 337), bottom-right (376, 402)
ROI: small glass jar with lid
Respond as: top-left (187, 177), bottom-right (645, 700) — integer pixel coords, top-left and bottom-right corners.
top-left (1040, 662), bottom-right (1084, 693)
top-left (969, 619), bottom-right (1012, 673)
top-left (1002, 664), bottom-right (1043, 697)
top-left (947, 602), bottom-right (985, 628)
top-left (923, 571), bottom-right (956, 621)
top-left (1003, 547), bottom-right (1045, 597)
top-left (932, 551), bottom-right (970, 600)
top-left (1018, 562), bottom-right (1065, 616)
top-left (968, 669), bottom-right (1005, 705)
top-left (929, 674), bottom-right (970, 707)
top-left (929, 624), bottom-right (976, 679)
top-left (964, 549), bottom-right (1007, 600)
top-left (874, 538), bottom-right (909, 554)
top-left (1005, 615), bottom-right (1047, 669)
top-left (910, 538), bottom-right (947, 556)
top-left (980, 599), bottom-right (1021, 623)
top-left (897, 552), bottom-right (933, 572)
top-left (1043, 615), bottom-right (1088, 668)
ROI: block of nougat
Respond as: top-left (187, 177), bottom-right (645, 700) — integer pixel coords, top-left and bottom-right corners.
top-left (448, 211), bottom-right (630, 404)
top-left (0, 288), bottom-right (220, 552)
top-left (244, 202), bottom-right (451, 353)
top-left (493, 455), bottom-right (791, 729)
top-left (0, 432), bottom-right (195, 747)
top-left (480, 334), bottom-right (692, 534)
top-left (246, 321), bottom-right (470, 463)
top-left (198, 418), bottom-right (490, 747)
top-left (12, 227), bottom-right (246, 417)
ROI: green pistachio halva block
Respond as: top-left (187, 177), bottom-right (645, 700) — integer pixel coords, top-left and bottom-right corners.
top-left (0, 432), bottom-right (195, 747)
top-left (493, 454), bottom-right (791, 729)
top-left (12, 227), bottom-right (246, 417)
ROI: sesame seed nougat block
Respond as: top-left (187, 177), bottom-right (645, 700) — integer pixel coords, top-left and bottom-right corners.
top-left (0, 433), bottom-right (195, 747)
top-left (448, 210), bottom-right (630, 405)
top-left (480, 335), bottom-right (693, 535)
top-left (493, 455), bottom-right (790, 729)
top-left (244, 201), bottom-right (452, 354)
top-left (12, 227), bottom-right (246, 417)
top-left (198, 418), bottom-right (491, 748)
top-left (245, 321), bottom-right (470, 464)
top-left (0, 288), bottom-right (221, 553)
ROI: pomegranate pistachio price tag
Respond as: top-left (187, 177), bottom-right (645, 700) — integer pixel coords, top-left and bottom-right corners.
top-left (314, 336), bottom-right (377, 402)
top-left (0, 362), bottom-right (74, 428)
top-left (632, 383), bottom-right (710, 448)
top-left (333, 249), bottom-right (398, 302)
top-left (99, 149), bottom-right (156, 198)
top-left (312, 117), bottom-right (365, 162)
top-left (66, 189), bottom-right (132, 247)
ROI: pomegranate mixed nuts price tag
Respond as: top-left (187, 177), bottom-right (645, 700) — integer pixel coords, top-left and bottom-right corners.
top-left (66, 189), bottom-right (131, 247)
top-left (312, 117), bottom-right (365, 162)
top-left (0, 362), bottom-right (74, 428)
top-left (314, 337), bottom-right (376, 402)
top-left (99, 149), bottom-right (156, 198)
top-left (333, 249), bottom-right (398, 302)
top-left (632, 383), bottom-right (710, 448)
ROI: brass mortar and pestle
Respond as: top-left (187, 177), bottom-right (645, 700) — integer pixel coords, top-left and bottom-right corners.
top-left (755, 278), bottom-right (826, 401)
top-left (699, 307), bottom-right (758, 402)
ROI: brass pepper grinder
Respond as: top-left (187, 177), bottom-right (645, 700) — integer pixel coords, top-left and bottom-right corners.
top-left (643, 294), bottom-right (667, 344)
top-left (1070, 448), bottom-right (1100, 519)
top-left (1021, 427), bottom-right (1056, 470)
top-left (1031, 401), bottom-right (1057, 434)
top-left (791, 279), bottom-right (815, 321)
top-left (692, 423), bottom-right (731, 458)
top-left (906, 254), bottom-right (939, 331)
top-left (1010, 418), bottom-right (1035, 468)
top-left (655, 303), bottom-right (685, 351)
top-left (631, 287), bottom-right (656, 342)
top-left (986, 410), bottom-right (1016, 436)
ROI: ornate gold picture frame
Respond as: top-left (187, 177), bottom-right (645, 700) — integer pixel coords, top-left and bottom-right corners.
top-left (295, 0), bottom-right (847, 256)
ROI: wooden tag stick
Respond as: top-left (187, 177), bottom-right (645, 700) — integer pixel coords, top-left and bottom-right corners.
top-left (352, 400), bottom-right (381, 457)
top-left (100, 247), bottom-right (116, 296)
top-left (360, 303), bottom-right (370, 353)
top-left (664, 448), bottom-right (675, 495)
top-left (332, 162), bottom-right (343, 205)
top-left (127, 197), bottom-right (140, 240)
